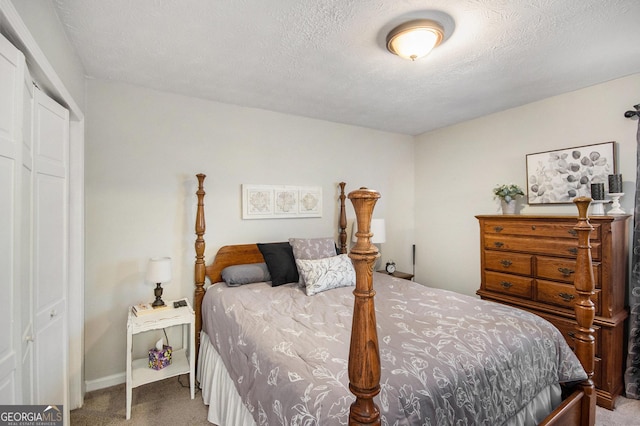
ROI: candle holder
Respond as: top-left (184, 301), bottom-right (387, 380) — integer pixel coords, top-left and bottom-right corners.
top-left (590, 199), bottom-right (608, 216)
top-left (608, 193), bottom-right (625, 215)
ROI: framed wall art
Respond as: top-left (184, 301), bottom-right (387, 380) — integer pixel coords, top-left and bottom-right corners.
top-left (242, 184), bottom-right (322, 219)
top-left (526, 141), bottom-right (616, 204)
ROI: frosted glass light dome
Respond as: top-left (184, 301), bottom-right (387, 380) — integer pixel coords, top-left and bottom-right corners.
top-left (387, 19), bottom-right (444, 61)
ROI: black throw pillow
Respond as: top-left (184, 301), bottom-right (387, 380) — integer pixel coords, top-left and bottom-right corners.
top-left (257, 242), bottom-right (299, 286)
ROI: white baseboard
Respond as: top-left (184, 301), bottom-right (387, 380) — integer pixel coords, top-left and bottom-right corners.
top-left (85, 372), bottom-right (125, 393)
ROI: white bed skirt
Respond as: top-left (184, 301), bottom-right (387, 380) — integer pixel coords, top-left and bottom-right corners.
top-left (198, 331), bottom-right (256, 426)
top-left (197, 331), bottom-right (562, 426)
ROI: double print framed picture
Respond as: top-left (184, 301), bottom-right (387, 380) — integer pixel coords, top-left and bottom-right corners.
top-left (526, 141), bottom-right (616, 204)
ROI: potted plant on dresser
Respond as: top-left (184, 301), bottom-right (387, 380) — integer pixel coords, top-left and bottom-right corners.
top-left (493, 183), bottom-right (524, 214)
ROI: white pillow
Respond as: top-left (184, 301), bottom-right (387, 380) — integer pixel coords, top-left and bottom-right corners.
top-left (296, 254), bottom-right (355, 296)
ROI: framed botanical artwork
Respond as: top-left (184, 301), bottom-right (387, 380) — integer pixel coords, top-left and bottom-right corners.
top-left (242, 184), bottom-right (322, 219)
top-left (526, 141), bottom-right (616, 204)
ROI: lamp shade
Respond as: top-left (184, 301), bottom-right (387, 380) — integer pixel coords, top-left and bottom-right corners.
top-left (352, 219), bottom-right (386, 244)
top-left (146, 257), bottom-right (172, 284)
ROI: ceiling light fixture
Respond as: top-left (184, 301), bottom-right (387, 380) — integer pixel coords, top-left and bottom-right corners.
top-left (386, 19), bottom-right (444, 61)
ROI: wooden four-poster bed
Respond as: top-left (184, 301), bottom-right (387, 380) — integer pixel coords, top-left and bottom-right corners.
top-left (193, 173), bottom-right (596, 425)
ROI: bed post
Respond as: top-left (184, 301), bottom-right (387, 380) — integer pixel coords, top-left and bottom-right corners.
top-left (194, 173), bottom-right (207, 358)
top-left (348, 187), bottom-right (381, 426)
top-left (572, 197), bottom-right (597, 426)
top-left (339, 182), bottom-right (347, 254)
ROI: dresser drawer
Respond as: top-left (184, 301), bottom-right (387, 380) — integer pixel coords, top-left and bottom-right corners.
top-left (536, 256), bottom-right (601, 288)
top-left (536, 280), bottom-right (601, 315)
top-left (547, 318), bottom-right (602, 388)
top-left (484, 234), bottom-right (602, 260)
top-left (484, 251), bottom-right (532, 275)
top-left (483, 220), bottom-right (602, 241)
top-left (594, 357), bottom-right (602, 389)
top-left (539, 313), bottom-right (602, 358)
top-left (485, 271), bottom-right (533, 299)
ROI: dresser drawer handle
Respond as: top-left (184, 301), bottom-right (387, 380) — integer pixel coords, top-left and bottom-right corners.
top-left (568, 229), bottom-right (578, 237)
top-left (558, 292), bottom-right (575, 302)
top-left (500, 259), bottom-right (512, 267)
top-left (558, 267), bottom-right (575, 277)
top-left (500, 281), bottom-right (513, 289)
top-left (531, 225), bottom-right (536, 230)
top-left (494, 242), bottom-right (504, 248)
top-left (494, 226), bottom-right (503, 233)
top-left (568, 247), bottom-right (578, 255)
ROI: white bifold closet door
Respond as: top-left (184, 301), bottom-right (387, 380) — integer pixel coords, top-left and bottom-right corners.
top-left (0, 23), bottom-right (26, 405)
top-left (0, 31), bottom-right (69, 414)
top-left (32, 84), bottom-right (69, 409)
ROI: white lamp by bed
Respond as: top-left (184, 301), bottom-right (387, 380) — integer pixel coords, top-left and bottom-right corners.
top-left (352, 218), bottom-right (386, 269)
top-left (146, 257), bottom-right (171, 307)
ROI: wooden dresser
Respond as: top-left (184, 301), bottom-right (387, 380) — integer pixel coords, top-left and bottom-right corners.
top-left (476, 214), bottom-right (630, 409)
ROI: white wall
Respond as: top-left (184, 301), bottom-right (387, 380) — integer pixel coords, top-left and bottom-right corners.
top-left (414, 73), bottom-right (640, 296)
top-left (84, 79), bottom-right (415, 386)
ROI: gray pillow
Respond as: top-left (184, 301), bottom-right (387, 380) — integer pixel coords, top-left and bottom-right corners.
top-left (221, 263), bottom-right (271, 287)
top-left (289, 237), bottom-right (338, 286)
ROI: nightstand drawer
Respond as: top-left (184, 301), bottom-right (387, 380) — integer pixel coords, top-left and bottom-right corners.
top-left (484, 251), bottom-right (532, 275)
top-left (485, 271), bottom-right (533, 299)
top-left (536, 256), bottom-right (601, 288)
top-left (536, 280), bottom-right (601, 315)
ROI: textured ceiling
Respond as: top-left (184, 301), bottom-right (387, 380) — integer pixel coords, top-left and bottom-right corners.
top-left (52, 0), bottom-right (640, 135)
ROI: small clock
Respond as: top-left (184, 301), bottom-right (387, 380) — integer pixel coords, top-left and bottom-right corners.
top-left (385, 261), bottom-right (396, 274)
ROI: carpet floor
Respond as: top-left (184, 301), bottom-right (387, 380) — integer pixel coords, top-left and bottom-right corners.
top-left (71, 375), bottom-right (210, 425)
top-left (72, 376), bottom-right (640, 425)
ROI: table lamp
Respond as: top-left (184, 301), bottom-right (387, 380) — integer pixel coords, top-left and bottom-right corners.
top-left (146, 257), bottom-right (171, 307)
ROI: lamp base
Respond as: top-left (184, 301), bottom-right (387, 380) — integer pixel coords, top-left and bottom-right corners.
top-left (152, 283), bottom-right (165, 307)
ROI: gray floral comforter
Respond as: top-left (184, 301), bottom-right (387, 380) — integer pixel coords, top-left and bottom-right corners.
top-left (202, 272), bottom-right (587, 426)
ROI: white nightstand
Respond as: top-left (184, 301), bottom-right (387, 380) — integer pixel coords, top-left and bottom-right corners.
top-left (126, 299), bottom-right (195, 420)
